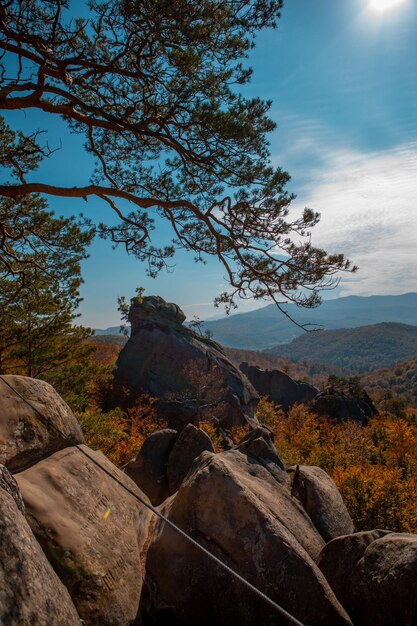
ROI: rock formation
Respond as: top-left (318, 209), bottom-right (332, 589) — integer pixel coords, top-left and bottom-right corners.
top-left (114, 296), bottom-right (259, 428)
top-left (126, 423), bottom-right (215, 505)
top-left (166, 423), bottom-right (215, 493)
top-left (311, 388), bottom-right (378, 424)
top-left (16, 445), bottom-right (153, 626)
top-left (318, 529), bottom-right (391, 602)
top-left (2, 375), bottom-right (417, 626)
top-left (0, 467), bottom-right (81, 625)
top-left (240, 362), bottom-right (378, 423)
top-left (0, 375), bottom-right (84, 470)
top-left (125, 428), bottom-right (178, 505)
top-left (288, 465), bottom-right (354, 542)
top-left (319, 531), bottom-right (417, 625)
top-left (240, 362), bottom-right (318, 409)
top-left (236, 425), bottom-right (285, 471)
top-left (145, 447), bottom-right (353, 626)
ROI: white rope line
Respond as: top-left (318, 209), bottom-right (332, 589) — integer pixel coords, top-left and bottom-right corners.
top-left (2, 377), bottom-right (306, 626)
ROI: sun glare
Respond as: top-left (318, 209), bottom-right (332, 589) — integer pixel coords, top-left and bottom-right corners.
top-left (369, 0), bottom-right (407, 13)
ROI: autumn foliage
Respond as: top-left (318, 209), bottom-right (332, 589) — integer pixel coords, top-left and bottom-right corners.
top-left (258, 397), bottom-right (417, 532)
top-left (78, 395), bottom-right (168, 467)
top-left (68, 339), bottom-right (417, 533)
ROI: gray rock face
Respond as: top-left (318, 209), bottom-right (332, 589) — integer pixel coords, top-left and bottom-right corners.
top-left (0, 463), bottom-right (25, 514)
top-left (240, 362), bottom-right (318, 409)
top-left (166, 423), bottom-right (215, 493)
top-left (114, 296), bottom-right (259, 428)
top-left (126, 424), bottom-right (215, 504)
top-left (319, 530), bottom-right (417, 625)
top-left (16, 445), bottom-right (153, 626)
top-left (346, 533), bottom-right (417, 626)
top-left (318, 530), bottom-right (391, 603)
top-left (125, 428), bottom-right (178, 505)
top-left (0, 484), bottom-right (81, 626)
top-left (236, 426), bottom-right (285, 473)
top-left (0, 375), bottom-right (84, 470)
top-left (288, 465), bottom-right (354, 542)
top-left (146, 449), bottom-right (352, 626)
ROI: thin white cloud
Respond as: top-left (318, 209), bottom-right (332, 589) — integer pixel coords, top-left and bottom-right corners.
top-left (288, 141), bottom-right (417, 296)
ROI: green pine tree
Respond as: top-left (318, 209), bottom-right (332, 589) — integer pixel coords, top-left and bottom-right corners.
top-left (0, 195), bottom-right (96, 408)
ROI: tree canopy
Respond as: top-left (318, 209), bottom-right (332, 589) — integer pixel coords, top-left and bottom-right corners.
top-left (0, 190), bottom-right (92, 296)
top-left (0, 0), bottom-right (355, 313)
top-left (0, 194), bottom-right (94, 394)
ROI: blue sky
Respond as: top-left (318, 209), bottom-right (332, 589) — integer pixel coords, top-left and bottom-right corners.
top-left (6, 0), bottom-right (417, 327)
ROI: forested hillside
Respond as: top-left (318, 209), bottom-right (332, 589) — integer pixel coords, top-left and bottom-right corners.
top-left (363, 357), bottom-right (417, 407)
top-left (203, 294), bottom-right (417, 349)
top-left (265, 323), bottom-right (417, 372)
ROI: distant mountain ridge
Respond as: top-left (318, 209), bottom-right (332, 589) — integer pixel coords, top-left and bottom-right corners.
top-left (94, 325), bottom-right (124, 336)
top-left (265, 322), bottom-right (417, 372)
top-left (202, 293), bottom-right (417, 350)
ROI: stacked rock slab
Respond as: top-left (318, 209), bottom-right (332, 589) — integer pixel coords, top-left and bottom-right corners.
top-left (114, 296), bottom-right (259, 428)
top-left (16, 445), bottom-right (153, 626)
top-left (146, 447), bottom-right (353, 626)
top-left (0, 466), bottom-right (81, 625)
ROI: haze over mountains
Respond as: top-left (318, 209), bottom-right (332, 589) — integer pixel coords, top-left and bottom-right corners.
top-left (201, 293), bottom-right (417, 350)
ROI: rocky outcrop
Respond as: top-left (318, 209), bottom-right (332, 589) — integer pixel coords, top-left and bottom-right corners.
top-left (288, 465), bottom-right (354, 542)
top-left (0, 374), bottom-right (84, 470)
top-left (16, 445), bottom-right (153, 626)
top-left (166, 423), bottom-right (215, 493)
top-left (240, 362), bottom-right (378, 423)
top-left (236, 425), bottom-right (285, 472)
top-left (319, 531), bottom-right (417, 626)
top-left (318, 530), bottom-right (391, 602)
top-left (0, 472), bottom-right (81, 625)
top-left (311, 389), bottom-right (378, 424)
top-left (114, 296), bottom-right (259, 428)
top-left (3, 373), bottom-right (416, 626)
top-left (126, 424), bottom-right (215, 505)
top-left (240, 362), bottom-right (318, 409)
top-left (125, 428), bottom-right (178, 505)
top-left (146, 448), bottom-right (352, 626)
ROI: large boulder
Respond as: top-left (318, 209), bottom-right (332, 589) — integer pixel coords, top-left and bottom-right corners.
top-left (146, 449), bottom-right (352, 626)
top-left (16, 445), bottom-right (153, 626)
top-left (0, 471), bottom-right (81, 625)
top-left (166, 423), bottom-right (215, 493)
top-left (347, 533), bottom-right (417, 626)
top-left (114, 296), bottom-right (259, 428)
top-left (240, 362), bottom-right (318, 409)
top-left (125, 428), bottom-right (178, 505)
top-left (0, 375), bottom-right (84, 470)
top-left (318, 531), bottom-right (417, 626)
top-left (126, 425), bottom-right (215, 505)
top-left (288, 465), bottom-right (354, 542)
top-left (318, 530), bottom-right (391, 602)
